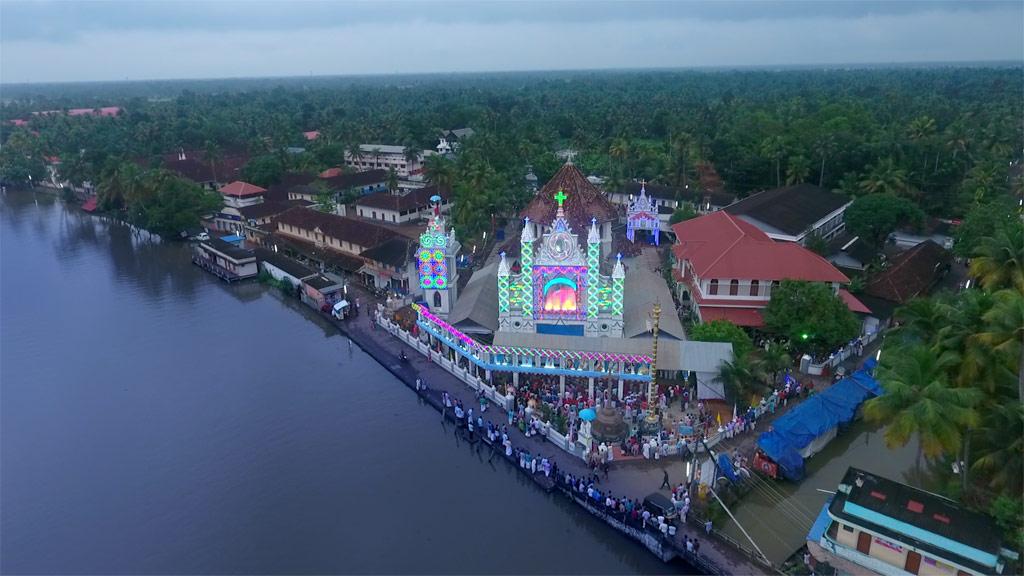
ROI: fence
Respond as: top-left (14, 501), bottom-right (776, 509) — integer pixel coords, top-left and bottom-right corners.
top-left (806, 331), bottom-right (880, 374)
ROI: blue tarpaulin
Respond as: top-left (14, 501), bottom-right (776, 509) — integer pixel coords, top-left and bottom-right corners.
top-left (718, 454), bottom-right (739, 483)
top-left (757, 369), bottom-right (883, 481)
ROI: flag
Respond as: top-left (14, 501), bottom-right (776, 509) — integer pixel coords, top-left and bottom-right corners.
top-left (716, 411), bottom-right (722, 426)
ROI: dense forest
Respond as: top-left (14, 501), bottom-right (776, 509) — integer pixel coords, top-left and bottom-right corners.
top-left (1, 67), bottom-right (1021, 239)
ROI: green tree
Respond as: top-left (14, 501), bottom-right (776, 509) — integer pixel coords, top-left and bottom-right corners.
top-left (844, 193), bottom-right (925, 247)
top-left (864, 344), bottom-right (982, 470)
top-left (763, 280), bottom-right (860, 355)
top-left (242, 154), bottom-right (285, 187)
top-left (785, 154), bottom-right (811, 185)
top-left (953, 198), bottom-right (1016, 258)
top-left (755, 341), bottom-right (792, 387)
top-left (0, 132), bottom-right (47, 185)
top-left (689, 319), bottom-right (753, 360)
top-left (969, 221), bottom-right (1024, 293)
top-left (859, 158), bottom-right (910, 197)
top-left (423, 154), bottom-right (456, 189)
top-left (759, 135), bottom-right (786, 188)
top-left (669, 202), bottom-right (698, 224)
top-left (716, 354), bottom-right (759, 404)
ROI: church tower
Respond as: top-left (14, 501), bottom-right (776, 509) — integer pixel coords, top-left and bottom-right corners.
top-left (417, 196), bottom-right (460, 317)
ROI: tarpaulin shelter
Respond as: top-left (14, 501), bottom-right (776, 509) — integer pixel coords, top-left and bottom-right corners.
top-left (756, 369), bottom-right (883, 481)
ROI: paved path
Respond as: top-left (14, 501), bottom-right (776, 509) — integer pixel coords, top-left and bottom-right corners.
top-left (333, 286), bottom-right (772, 576)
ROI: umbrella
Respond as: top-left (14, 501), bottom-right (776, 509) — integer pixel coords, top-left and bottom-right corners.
top-left (579, 408), bottom-right (597, 422)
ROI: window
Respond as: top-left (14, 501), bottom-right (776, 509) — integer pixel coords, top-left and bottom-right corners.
top-left (392, 214), bottom-right (396, 222)
top-left (841, 524), bottom-right (854, 533)
top-left (729, 279), bottom-right (739, 296)
top-left (709, 279), bottom-right (719, 295)
top-left (750, 280), bottom-right (760, 296)
top-left (372, 211), bottom-right (377, 220)
top-left (433, 291), bottom-right (442, 308)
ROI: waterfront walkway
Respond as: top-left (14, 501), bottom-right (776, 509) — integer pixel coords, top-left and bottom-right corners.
top-left (331, 290), bottom-right (773, 576)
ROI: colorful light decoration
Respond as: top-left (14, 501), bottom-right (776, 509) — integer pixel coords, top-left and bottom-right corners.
top-left (520, 225), bottom-right (534, 317)
top-left (418, 244), bottom-right (448, 290)
top-left (413, 304), bottom-right (654, 365)
top-left (587, 221), bottom-right (600, 319)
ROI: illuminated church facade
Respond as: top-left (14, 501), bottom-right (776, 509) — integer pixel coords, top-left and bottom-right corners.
top-left (497, 191), bottom-right (624, 338)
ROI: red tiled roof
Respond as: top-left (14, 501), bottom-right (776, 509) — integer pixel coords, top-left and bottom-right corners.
top-left (81, 197), bottom-right (98, 212)
top-left (521, 162), bottom-right (616, 232)
top-left (219, 181), bottom-right (267, 197)
top-left (864, 240), bottom-right (951, 304)
top-left (671, 211), bottom-right (849, 283)
top-left (839, 289), bottom-right (872, 314)
top-left (303, 131), bottom-right (321, 141)
top-left (9, 119), bottom-right (28, 127)
top-left (320, 167), bottom-right (343, 178)
top-left (699, 307), bottom-right (765, 327)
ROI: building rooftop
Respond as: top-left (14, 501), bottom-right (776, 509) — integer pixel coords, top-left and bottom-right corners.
top-left (255, 248), bottom-right (316, 280)
top-left (238, 199), bottom-right (312, 220)
top-left (274, 207), bottom-right (399, 249)
top-left (321, 168), bottom-right (388, 191)
top-left (449, 260), bottom-right (500, 334)
top-left (621, 249), bottom-right (686, 340)
top-left (521, 162), bottom-right (617, 232)
top-left (831, 467), bottom-right (1004, 573)
top-left (159, 150), bottom-right (249, 185)
top-left (356, 184), bottom-right (449, 213)
top-left (864, 240), bottom-right (951, 304)
top-left (671, 211), bottom-right (849, 283)
top-left (203, 237), bottom-right (255, 261)
top-left (219, 181), bottom-right (267, 198)
top-left (725, 184), bottom-right (851, 237)
top-left (357, 144), bottom-right (408, 155)
top-left (303, 274), bottom-right (342, 292)
top-left (360, 236), bottom-right (414, 268)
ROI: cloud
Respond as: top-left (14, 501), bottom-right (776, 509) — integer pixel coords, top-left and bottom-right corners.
top-left (1, 1), bottom-right (1021, 83)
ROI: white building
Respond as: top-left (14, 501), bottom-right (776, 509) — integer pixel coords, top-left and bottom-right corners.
top-left (345, 144), bottom-right (434, 178)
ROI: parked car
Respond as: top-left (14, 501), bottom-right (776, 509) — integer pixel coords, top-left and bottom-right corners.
top-left (643, 492), bottom-right (678, 522)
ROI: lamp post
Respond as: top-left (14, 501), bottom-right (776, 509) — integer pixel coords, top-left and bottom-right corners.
top-left (646, 302), bottom-right (661, 425)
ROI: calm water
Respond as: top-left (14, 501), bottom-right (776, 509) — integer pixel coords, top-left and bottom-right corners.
top-left (720, 400), bottom-right (921, 566)
top-left (0, 192), bottom-right (681, 575)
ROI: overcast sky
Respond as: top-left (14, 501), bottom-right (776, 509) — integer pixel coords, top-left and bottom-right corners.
top-left (1, 1), bottom-right (1021, 83)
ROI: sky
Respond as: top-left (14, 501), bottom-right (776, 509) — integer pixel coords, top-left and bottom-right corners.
top-left (1, 1), bottom-right (1021, 84)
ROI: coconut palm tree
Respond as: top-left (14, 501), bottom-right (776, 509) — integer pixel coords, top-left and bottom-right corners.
top-left (785, 155), bottom-right (811, 185)
top-left (969, 401), bottom-right (1024, 495)
top-left (969, 222), bottom-right (1024, 293)
top-left (759, 136), bottom-right (786, 188)
top-left (859, 158), bottom-right (910, 197)
top-left (973, 289), bottom-right (1024, 403)
top-left (423, 154), bottom-right (455, 189)
top-left (814, 135), bottom-right (836, 187)
top-left (864, 345), bottom-right (983, 471)
top-left (756, 342), bottom-right (791, 387)
top-left (894, 296), bottom-right (952, 348)
top-left (716, 355), bottom-right (758, 404)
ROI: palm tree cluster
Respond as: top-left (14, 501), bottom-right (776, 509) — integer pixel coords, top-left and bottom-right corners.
top-left (97, 159), bottom-right (222, 236)
top-left (864, 223), bottom-right (1023, 519)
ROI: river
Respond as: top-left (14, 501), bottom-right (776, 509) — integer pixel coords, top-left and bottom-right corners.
top-left (719, 394), bottom-right (922, 566)
top-left (0, 191), bottom-right (682, 574)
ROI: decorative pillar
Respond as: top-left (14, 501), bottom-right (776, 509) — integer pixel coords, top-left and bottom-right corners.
top-left (560, 375), bottom-right (566, 397)
top-left (520, 218), bottom-right (534, 318)
top-left (587, 218), bottom-right (600, 319)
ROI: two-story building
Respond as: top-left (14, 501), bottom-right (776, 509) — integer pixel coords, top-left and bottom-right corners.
top-left (809, 467), bottom-right (1013, 576)
top-left (671, 210), bottom-right (864, 328)
top-left (353, 185), bottom-right (451, 224)
top-left (608, 181), bottom-right (736, 220)
top-left (345, 145), bottom-right (433, 178)
top-left (271, 207), bottom-right (413, 291)
top-left (213, 181), bottom-right (267, 232)
top-left (725, 183), bottom-right (852, 245)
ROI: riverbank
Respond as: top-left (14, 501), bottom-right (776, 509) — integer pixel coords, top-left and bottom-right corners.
top-left (318, 282), bottom-right (771, 576)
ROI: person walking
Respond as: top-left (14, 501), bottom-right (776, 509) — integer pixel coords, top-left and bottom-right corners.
top-left (660, 469), bottom-right (670, 489)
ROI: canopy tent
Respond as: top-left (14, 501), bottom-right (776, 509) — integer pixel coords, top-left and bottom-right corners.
top-left (757, 369), bottom-right (883, 481)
